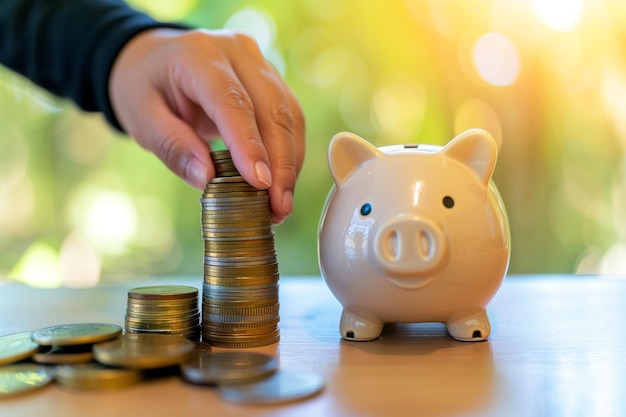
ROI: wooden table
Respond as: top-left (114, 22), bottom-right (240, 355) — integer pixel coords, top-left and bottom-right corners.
top-left (1, 274), bottom-right (626, 417)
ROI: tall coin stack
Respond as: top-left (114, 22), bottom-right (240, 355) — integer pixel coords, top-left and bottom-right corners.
top-left (201, 150), bottom-right (280, 348)
top-left (124, 285), bottom-right (201, 340)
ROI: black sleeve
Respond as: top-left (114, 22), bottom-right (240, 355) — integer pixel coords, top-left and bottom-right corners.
top-left (0, 0), bottom-right (186, 131)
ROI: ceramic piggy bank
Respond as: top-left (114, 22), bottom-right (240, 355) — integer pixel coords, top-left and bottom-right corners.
top-left (318, 129), bottom-right (510, 342)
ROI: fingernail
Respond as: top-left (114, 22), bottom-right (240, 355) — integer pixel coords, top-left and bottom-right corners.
top-left (282, 190), bottom-right (293, 214)
top-left (255, 161), bottom-right (272, 188)
top-left (188, 158), bottom-right (209, 189)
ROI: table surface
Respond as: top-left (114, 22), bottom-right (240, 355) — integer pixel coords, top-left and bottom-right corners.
top-left (1, 274), bottom-right (626, 417)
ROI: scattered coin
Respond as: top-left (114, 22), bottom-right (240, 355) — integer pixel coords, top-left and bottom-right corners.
top-left (56, 363), bottom-right (142, 390)
top-left (217, 370), bottom-right (325, 405)
top-left (32, 344), bottom-right (94, 365)
top-left (31, 323), bottom-right (122, 346)
top-left (0, 332), bottom-right (40, 366)
top-left (93, 333), bottom-right (195, 370)
top-left (0, 364), bottom-right (55, 397)
top-left (181, 351), bottom-right (278, 385)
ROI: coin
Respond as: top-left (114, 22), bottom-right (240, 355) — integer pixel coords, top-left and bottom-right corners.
top-left (0, 332), bottom-right (40, 365)
top-left (125, 285), bottom-right (200, 339)
top-left (202, 150), bottom-right (280, 348)
top-left (218, 370), bottom-right (325, 405)
top-left (128, 285), bottom-right (198, 300)
top-left (31, 323), bottom-right (122, 346)
top-left (56, 363), bottom-right (142, 390)
top-left (0, 364), bottom-right (55, 397)
top-left (181, 351), bottom-right (277, 385)
top-left (93, 333), bottom-right (195, 369)
top-left (32, 344), bottom-right (94, 365)
top-left (204, 334), bottom-right (280, 349)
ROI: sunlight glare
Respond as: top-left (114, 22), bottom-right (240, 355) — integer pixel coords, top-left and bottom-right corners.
top-left (531, 0), bottom-right (583, 32)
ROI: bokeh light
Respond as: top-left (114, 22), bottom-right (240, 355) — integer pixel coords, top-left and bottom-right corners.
top-left (531, 0), bottom-right (583, 32)
top-left (472, 32), bottom-right (521, 87)
top-left (9, 242), bottom-right (61, 288)
top-left (69, 189), bottom-right (138, 255)
top-left (3, 0), bottom-right (626, 285)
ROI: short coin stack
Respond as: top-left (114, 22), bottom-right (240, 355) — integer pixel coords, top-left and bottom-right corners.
top-left (201, 150), bottom-right (280, 348)
top-left (125, 285), bottom-right (200, 340)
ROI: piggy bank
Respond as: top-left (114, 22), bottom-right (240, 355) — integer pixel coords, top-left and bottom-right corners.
top-left (318, 129), bottom-right (510, 342)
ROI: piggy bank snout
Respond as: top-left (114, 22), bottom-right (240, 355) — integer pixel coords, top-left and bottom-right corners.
top-left (373, 214), bottom-right (447, 276)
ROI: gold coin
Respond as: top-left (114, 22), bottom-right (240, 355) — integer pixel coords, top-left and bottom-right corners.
top-left (31, 323), bottom-right (122, 347)
top-left (124, 317), bottom-right (200, 331)
top-left (202, 191), bottom-right (268, 198)
top-left (125, 309), bottom-right (200, 321)
top-left (56, 363), bottom-right (142, 390)
top-left (93, 333), bottom-right (195, 369)
top-left (126, 298), bottom-right (198, 308)
top-left (202, 312), bottom-right (280, 325)
top-left (203, 303), bottom-right (279, 316)
top-left (0, 364), bottom-right (55, 397)
top-left (0, 332), bottom-right (40, 366)
top-left (202, 298), bottom-right (279, 309)
top-left (32, 345), bottom-right (94, 365)
top-left (204, 259), bottom-right (277, 268)
top-left (209, 176), bottom-right (247, 184)
top-left (126, 303), bottom-right (198, 315)
top-left (204, 263), bottom-right (278, 275)
top-left (124, 328), bottom-right (201, 340)
top-left (128, 285), bottom-right (198, 300)
top-left (203, 275), bottom-right (279, 287)
top-left (204, 333), bottom-right (280, 349)
top-left (203, 251), bottom-right (275, 259)
top-left (203, 324), bottom-right (278, 337)
top-left (203, 185), bottom-right (257, 192)
top-left (204, 318), bottom-right (280, 329)
top-left (202, 327), bottom-right (280, 342)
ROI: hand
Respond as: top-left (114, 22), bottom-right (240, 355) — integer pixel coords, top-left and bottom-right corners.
top-left (108, 28), bottom-right (305, 224)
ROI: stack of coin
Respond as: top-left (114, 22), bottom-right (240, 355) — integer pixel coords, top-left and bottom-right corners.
top-left (125, 285), bottom-right (200, 340)
top-left (201, 150), bottom-right (280, 348)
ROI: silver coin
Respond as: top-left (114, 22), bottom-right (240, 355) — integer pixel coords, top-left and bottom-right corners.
top-left (181, 351), bottom-right (277, 385)
top-left (0, 364), bottom-right (55, 397)
top-left (217, 370), bottom-right (325, 404)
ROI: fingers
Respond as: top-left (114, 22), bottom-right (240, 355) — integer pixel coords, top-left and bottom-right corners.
top-left (135, 94), bottom-right (215, 190)
top-left (110, 28), bottom-right (305, 223)
top-left (232, 57), bottom-right (305, 224)
top-left (170, 32), bottom-right (273, 191)
top-left (178, 31), bottom-right (305, 223)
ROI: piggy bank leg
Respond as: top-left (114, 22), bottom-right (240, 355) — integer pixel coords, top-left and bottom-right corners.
top-left (446, 310), bottom-right (491, 342)
top-left (340, 310), bottom-right (384, 341)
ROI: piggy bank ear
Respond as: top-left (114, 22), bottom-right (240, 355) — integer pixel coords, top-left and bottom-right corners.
top-left (328, 132), bottom-right (382, 185)
top-left (441, 129), bottom-right (498, 184)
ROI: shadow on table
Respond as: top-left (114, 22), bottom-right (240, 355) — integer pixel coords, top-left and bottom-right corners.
top-left (332, 323), bottom-right (497, 417)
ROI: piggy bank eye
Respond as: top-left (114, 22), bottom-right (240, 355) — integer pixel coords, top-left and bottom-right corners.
top-left (442, 196), bottom-right (455, 209)
top-left (360, 203), bottom-right (372, 216)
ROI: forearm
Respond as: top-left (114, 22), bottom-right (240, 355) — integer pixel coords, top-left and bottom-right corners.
top-left (0, 0), bottom-right (185, 130)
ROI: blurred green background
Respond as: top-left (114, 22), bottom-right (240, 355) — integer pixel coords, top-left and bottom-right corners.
top-left (1, 0), bottom-right (626, 287)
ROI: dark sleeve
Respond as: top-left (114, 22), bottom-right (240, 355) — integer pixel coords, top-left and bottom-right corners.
top-left (0, 0), bottom-right (187, 131)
